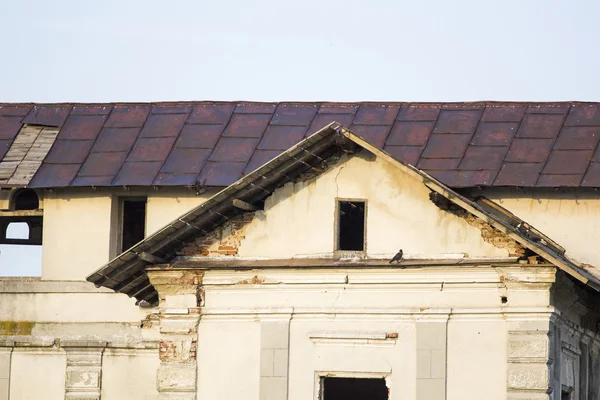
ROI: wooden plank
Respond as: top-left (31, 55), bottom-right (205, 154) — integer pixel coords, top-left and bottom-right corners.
top-left (232, 199), bottom-right (261, 211)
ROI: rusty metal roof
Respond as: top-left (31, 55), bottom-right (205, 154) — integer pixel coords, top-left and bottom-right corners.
top-left (2, 102), bottom-right (600, 188)
top-left (86, 123), bottom-right (600, 305)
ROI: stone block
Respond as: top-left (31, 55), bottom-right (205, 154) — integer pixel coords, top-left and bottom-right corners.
top-left (260, 349), bottom-right (273, 377)
top-left (417, 350), bottom-right (431, 379)
top-left (273, 349), bottom-right (288, 378)
top-left (165, 295), bottom-right (197, 308)
top-left (158, 364), bottom-right (196, 392)
top-left (259, 376), bottom-right (287, 400)
top-left (416, 322), bottom-right (446, 350)
top-left (430, 349), bottom-right (446, 379)
top-left (66, 369), bottom-right (101, 389)
top-left (507, 365), bottom-right (549, 391)
top-left (508, 336), bottom-right (549, 360)
top-left (416, 378), bottom-right (445, 400)
top-left (261, 322), bottom-right (289, 350)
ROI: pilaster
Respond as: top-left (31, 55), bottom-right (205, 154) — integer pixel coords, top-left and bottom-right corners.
top-left (148, 269), bottom-right (203, 400)
top-left (62, 340), bottom-right (106, 400)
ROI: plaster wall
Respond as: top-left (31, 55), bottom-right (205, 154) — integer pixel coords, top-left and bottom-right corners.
top-left (101, 349), bottom-right (160, 400)
top-left (9, 350), bottom-right (66, 400)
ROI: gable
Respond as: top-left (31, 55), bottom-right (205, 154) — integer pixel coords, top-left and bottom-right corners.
top-left (179, 152), bottom-right (522, 260)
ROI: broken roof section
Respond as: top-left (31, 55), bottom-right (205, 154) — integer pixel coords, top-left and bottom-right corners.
top-left (87, 123), bottom-right (600, 305)
top-left (2, 102), bottom-right (600, 188)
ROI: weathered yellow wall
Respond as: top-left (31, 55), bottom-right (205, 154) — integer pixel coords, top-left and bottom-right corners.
top-left (239, 152), bottom-right (510, 259)
top-left (10, 351), bottom-right (66, 399)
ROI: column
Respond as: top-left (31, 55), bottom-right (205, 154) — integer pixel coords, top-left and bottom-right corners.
top-left (506, 312), bottom-right (557, 400)
top-left (147, 269), bottom-right (202, 400)
top-left (0, 348), bottom-right (12, 400)
top-left (62, 340), bottom-right (106, 400)
top-left (259, 316), bottom-right (291, 400)
top-left (416, 315), bottom-right (448, 400)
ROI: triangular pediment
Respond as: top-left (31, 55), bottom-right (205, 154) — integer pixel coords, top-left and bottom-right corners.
top-left (87, 123), bottom-right (600, 303)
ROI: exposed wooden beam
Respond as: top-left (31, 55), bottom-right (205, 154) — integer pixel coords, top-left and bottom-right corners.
top-left (232, 199), bottom-right (262, 211)
top-left (138, 252), bottom-right (165, 264)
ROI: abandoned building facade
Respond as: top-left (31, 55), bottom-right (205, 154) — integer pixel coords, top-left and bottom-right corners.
top-left (0, 102), bottom-right (600, 399)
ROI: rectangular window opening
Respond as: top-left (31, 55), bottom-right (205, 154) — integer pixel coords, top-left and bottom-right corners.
top-left (321, 377), bottom-right (388, 400)
top-left (337, 200), bottom-right (366, 251)
top-left (119, 198), bottom-right (147, 252)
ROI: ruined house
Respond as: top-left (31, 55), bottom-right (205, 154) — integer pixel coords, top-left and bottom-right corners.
top-left (0, 102), bottom-right (599, 400)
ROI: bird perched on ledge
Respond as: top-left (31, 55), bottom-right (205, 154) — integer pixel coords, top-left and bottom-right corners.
top-left (389, 249), bottom-right (403, 264)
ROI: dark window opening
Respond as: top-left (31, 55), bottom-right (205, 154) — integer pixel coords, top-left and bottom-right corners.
top-left (322, 377), bottom-right (388, 400)
top-left (338, 200), bottom-right (365, 251)
top-left (120, 198), bottom-right (147, 252)
top-left (12, 189), bottom-right (39, 210)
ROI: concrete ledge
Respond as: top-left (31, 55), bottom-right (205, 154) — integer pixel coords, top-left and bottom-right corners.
top-left (0, 279), bottom-right (114, 294)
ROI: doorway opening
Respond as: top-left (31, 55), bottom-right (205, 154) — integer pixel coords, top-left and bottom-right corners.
top-left (321, 377), bottom-right (388, 400)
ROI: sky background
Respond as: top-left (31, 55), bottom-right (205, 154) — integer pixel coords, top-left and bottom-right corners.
top-left (0, 0), bottom-right (599, 275)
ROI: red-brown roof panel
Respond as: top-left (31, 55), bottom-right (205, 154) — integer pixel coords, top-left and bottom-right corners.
top-left (481, 105), bottom-right (526, 122)
top-left (244, 149), bottom-right (284, 174)
top-left (223, 114), bottom-right (271, 138)
top-left (175, 124), bottom-right (224, 149)
top-left (127, 137), bottom-right (176, 162)
top-left (160, 148), bottom-right (212, 174)
top-left (396, 106), bottom-right (440, 121)
top-left (187, 103), bottom-right (234, 125)
top-left (104, 105), bottom-right (150, 128)
top-left (421, 134), bottom-right (472, 158)
top-left (92, 128), bottom-right (141, 153)
top-left (234, 103), bottom-right (277, 114)
top-left (0, 105), bottom-right (32, 116)
top-left (0, 117), bottom-right (23, 140)
top-left (459, 146), bottom-right (507, 171)
top-left (198, 161), bottom-right (246, 186)
top-left (542, 150), bottom-right (593, 175)
top-left (112, 161), bottom-right (162, 186)
top-left (386, 121), bottom-right (434, 146)
top-left (307, 114), bottom-right (354, 137)
top-left (78, 152), bottom-right (128, 177)
top-left (139, 114), bottom-right (187, 138)
top-left (516, 114), bottom-right (564, 138)
top-left (22, 105), bottom-right (71, 127)
top-left (564, 105), bottom-right (600, 126)
top-left (209, 137), bottom-right (259, 162)
top-left (537, 174), bottom-right (582, 187)
top-left (505, 138), bottom-right (554, 163)
top-left (153, 173), bottom-right (198, 186)
top-left (58, 115), bottom-right (107, 140)
top-left (470, 122), bottom-right (518, 146)
top-left (349, 125), bottom-right (390, 148)
top-left (582, 163), bottom-right (600, 187)
top-left (318, 104), bottom-right (359, 114)
top-left (428, 170), bottom-right (496, 187)
top-left (383, 145), bottom-right (422, 166)
top-left (29, 164), bottom-right (80, 187)
top-left (494, 163), bottom-right (543, 186)
top-left (151, 104), bottom-right (193, 114)
top-left (271, 104), bottom-right (318, 126)
top-left (554, 126), bottom-right (600, 150)
top-left (417, 158), bottom-right (461, 170)
top-left (354, 105), bottom-right (399, 125)
top-left (71, 105), bottom-right (112, 115)
top-left (258, 125), bottom-right (306, 150)
top-left (44, 140), bottom-right (95, 164)
top-left (71, 176), bottom-right (115, 186)
top-left (526, 105), bottom-right (570, 114)
top-left (0, 140), bottom-right (11, 160)
top-left (433, 110), bottom-right (482, 134)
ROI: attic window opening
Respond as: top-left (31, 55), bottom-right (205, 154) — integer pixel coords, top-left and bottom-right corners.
top-left (12, 189), bottom-right (39, 210)
top-left (337, 200), bottom-right (366, 251)
top-left (119, 198), bottom-right (147, 252)
top-left (321, 377), bottom-right (388, 400)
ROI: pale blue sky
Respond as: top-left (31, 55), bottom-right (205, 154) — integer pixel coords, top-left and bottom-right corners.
top-left (0, 0), bottom-right (599, 276)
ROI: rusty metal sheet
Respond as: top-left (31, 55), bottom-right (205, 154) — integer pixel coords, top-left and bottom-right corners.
top-left (470, 122), bottom-right (518, 146)
top-left (29, 164), bottom-right (80, 187)
top-left (459, 146), bottom-right (508, 170)
top-left (92, 127), bottom-right (140, 153)
top-left (71, 176), bottom-right (114, 186)
top-left (318, 104), bottom-right (359, 114)
top-left (582, 163), bottom-right (600, 186)
top-left (481, 105), bottom-right (526, 122)
top-left (151, 104), bottom-right (193, 114)
top-left (537, 174), bottom-right (582, 187)
top-left (127, 137), bottom-right (176, 162)
top-left (160, 148), bottom-right (211, 174)
top-left (516, 114), bottom-right (563, 138)
top-left (421, 134), bottom-right (472, 158)
top-left (433, 110), bottom-right (482, 134)
top-left (397, 106), bottom-right (440, 121)
top-left (22, 105), bottom-right (71, 127)
top-left (104, 105), bottom-right (150, 128)
top-left (45, 140), bottom-right (95, 164)
top-left (71, 105), bottom-right (112, 115)
top-left (271, 104), bottom-right (318, 126)
top-left (526, 105), bottom-right (569, 114)
top-left (0, 140), bottom-right (11, 160)
top-left (564, 105), bottom-right (600, 126)
top-left (223, 114), bottom-right (271, 138)
top-left (0, 117), bottom-right (23, 140)
top-left (244, 150), bottom-right (283, 174)
top-left (234, 103), bottom-right (277, 114)
top-left (493, 163), bottom-right (543, 186)
top-left (175, 124), bottom-right (223, 149)
top-left (0, 105), bottom-right (32, 116)
top-left (555, 126), bottom-right (600, 150)
top-left (258, 125), bottom-right (306, 150)
top-left (187, 103), bottom-right (234, 124)
top-left (209, 137), bottom-right (259, 162)
top-left (78, 152), bottom-right (128, 176)
top-left (383, 145), bottom-right (423, 166)
top-left (307, 114), bottom-right (354, 137)
top-left (198, 161), bottom-right (245, 186)
top-left (153, 173), bottom-right (198, 186)
top-left (542, 150), bottom-right (592, 175)
top-left (417, 158), bottom-right (461, 170)
top-left (429, 170), bottom-right (497, 187)
top-left (386, 121), bottom-right (434, 146)
top-left (58, 115), bottom-right (106, 140)
top-left (139, 114), bottom-right (187, 138)
top-left (112, 161), bottom-right (162, 186)
top-left (348, 125), bottom-right (390, 147)
top-left (505, 138), bottom-right (553, 163)
top-left (353, 104), bottom-right (399, 125)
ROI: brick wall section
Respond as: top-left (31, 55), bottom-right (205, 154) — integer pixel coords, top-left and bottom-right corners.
top-left (179, 212), bottom-right (256, 257)
top-left (464, 214), bottom-right (526, 257)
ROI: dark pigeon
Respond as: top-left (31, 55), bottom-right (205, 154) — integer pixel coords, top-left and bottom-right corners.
top-left (389, 249), bottom-right (403, 264)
